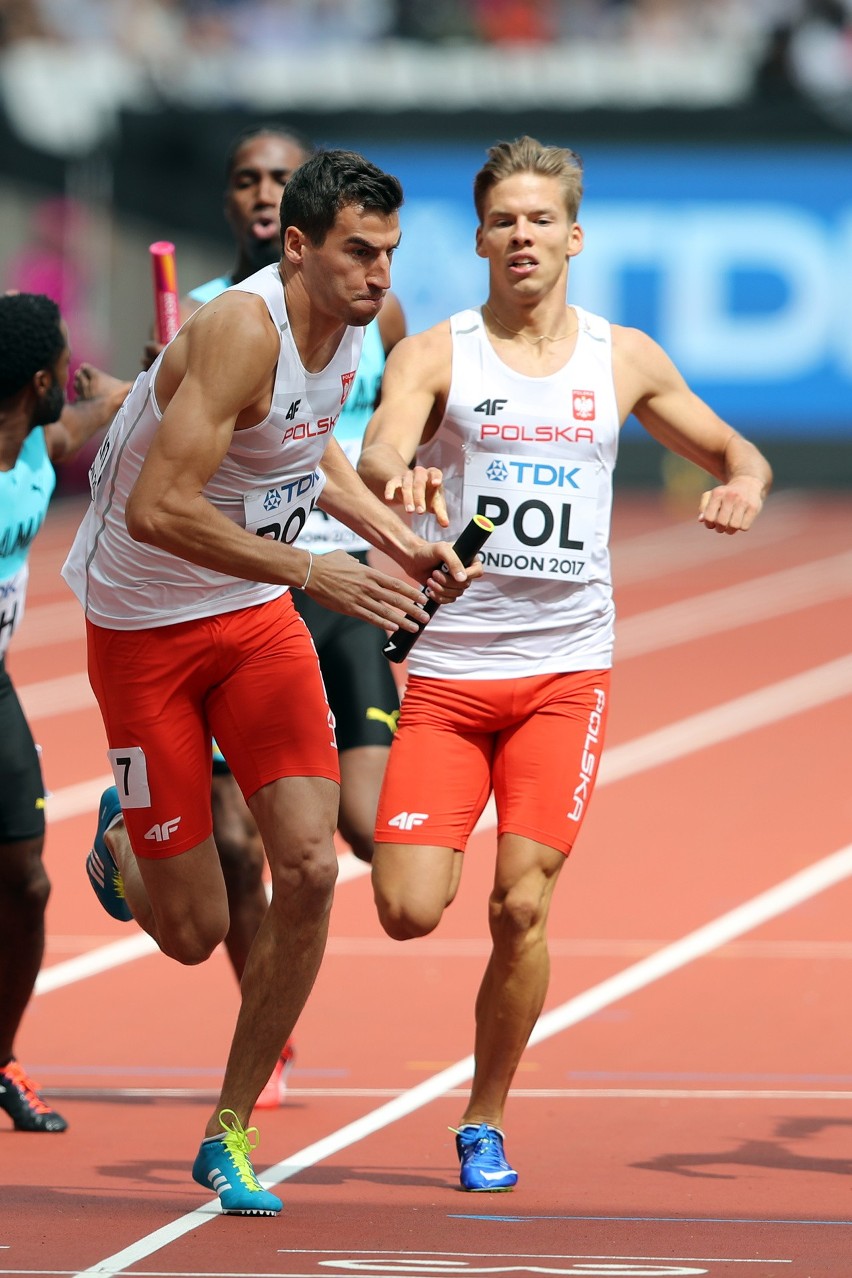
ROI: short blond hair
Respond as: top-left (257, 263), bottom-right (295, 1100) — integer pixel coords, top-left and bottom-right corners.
top-left (473, 136), bottom-right (584, 224)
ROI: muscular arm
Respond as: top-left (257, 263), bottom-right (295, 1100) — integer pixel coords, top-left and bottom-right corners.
top-left (126, 297), bottom-right (473, 628)
top-left (126, 294), bottom-right (317, 588)
top-left (614, 326), bottom-right (772, 533)
top-left (44, 365), bottom-right (131, 464)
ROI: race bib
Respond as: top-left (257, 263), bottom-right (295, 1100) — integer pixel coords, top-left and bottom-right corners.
top-left (243, 469), bottom-right (326, 546)
top-left (0, 566), bottom-right (27, 659)
top-left (88, 430), bottom-right (114, 501)
top-left (108, 746), bottom-right (151, 809)
top-left (462, 452), bottom-right (598, 583)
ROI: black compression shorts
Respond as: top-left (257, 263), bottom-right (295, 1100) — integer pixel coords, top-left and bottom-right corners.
top-left (291, 551), bottom-right (400, 752)
top-left (0, 658), bottom-right (46, 842)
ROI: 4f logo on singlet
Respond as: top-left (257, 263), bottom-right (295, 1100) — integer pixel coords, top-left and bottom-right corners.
top-left (474, 398), bottom-right (508, 414)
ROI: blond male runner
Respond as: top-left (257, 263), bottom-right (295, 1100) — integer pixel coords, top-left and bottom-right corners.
top-left (62, 150), bottom-right (479, 1216)
top-left (358, 137), bottom-right (772, 1193)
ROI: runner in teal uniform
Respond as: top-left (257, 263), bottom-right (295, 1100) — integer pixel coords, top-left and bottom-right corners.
top-left (0, 292), bottom-right (123, 1132)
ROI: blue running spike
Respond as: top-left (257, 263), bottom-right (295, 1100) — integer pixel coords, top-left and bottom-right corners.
top-left (193, 1109), bottom-right (282, 1216)
top-left (86, 786), bottom-right (132, 922)
top-left (453, 1123), bottom-right (518, 1192)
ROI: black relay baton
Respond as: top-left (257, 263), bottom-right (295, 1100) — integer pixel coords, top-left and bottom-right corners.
top-left (383, 514), bottom-right (495, 664)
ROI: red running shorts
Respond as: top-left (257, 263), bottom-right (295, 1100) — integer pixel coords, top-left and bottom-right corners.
top-left (86, 593), bottom-right (338, 858)
top-left (375, 668), bottom-right (610, 856)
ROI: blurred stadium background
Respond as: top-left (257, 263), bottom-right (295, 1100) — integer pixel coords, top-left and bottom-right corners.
top-left (0, 0), bottom-right (849, 492)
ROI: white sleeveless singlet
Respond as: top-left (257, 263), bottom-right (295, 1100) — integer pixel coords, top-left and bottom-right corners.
top-left (407, 305), bottom-right (619, 680)
top-left (61, 264), bottom-right (363, 629)
top-left (296, 315), bottom-right (386, 557)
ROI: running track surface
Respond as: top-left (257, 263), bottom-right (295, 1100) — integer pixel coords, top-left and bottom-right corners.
top-left (3, 488), bottom-right (852, 1278)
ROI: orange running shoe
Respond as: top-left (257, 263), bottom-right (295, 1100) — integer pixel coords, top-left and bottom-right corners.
top-left (254, 1041), bottom-right (295, 1111)
top-left (0, 1059), bottom-right (68, 1132)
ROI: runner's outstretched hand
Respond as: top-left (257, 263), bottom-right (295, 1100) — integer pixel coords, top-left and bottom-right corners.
top-left (303, 546), bottom-right (480, 632)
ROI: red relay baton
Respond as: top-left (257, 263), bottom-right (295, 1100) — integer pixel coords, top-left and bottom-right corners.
top-left (383, 515), bottom-right (494, 664)
top-left (149, 241), bottom-right (180, 344)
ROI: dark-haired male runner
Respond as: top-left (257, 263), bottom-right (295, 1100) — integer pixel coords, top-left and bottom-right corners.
top-left (143, 125), bottom-right (407, 1111)
top-left (65, 150), bottom-right (480, 1214)
top-left (0, 292), bottom-right (125, 1134)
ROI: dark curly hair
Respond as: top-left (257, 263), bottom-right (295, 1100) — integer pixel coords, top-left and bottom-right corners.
top-left (0, 293), bottom-right (64, 400)
top-left (280, 149), bottom-right (403, 248)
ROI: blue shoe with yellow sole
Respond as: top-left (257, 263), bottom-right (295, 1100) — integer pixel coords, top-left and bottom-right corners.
top-left (85, 785), bottom-right (132, 922)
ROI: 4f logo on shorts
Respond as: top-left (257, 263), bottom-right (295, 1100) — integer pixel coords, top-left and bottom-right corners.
top-left (144, 817), bottom-right (182, 843)
top-left (387, 811), bottom-right (429, 831)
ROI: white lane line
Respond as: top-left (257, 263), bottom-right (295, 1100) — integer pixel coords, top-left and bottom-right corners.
top-left (44, 933), bottom-right (852, 963)
top-left (44, 1085), bottom-right (852, 1102)
top-left (35, 933), bottom-right (155, 993)
top-left (599, 652), bottom-right (852, 784)
top-left (615, 549), bottom-right (852, 659)
top-left (18, 671), bottom-right (98, 719)
top-left (473, 651), bottom-right (852, 836)
top-left (610, 488), bottom-right (808, 586)
top-left (42, 655), bottom-right (852, 831)
top-left (71, 839), bottom-right (852, 1277)
top-left (44, 774), bottom-right (113, 822)
top-left (34, 852), bottom-right (369, 995)
top-left (38, 653), bottom-right (852, 995)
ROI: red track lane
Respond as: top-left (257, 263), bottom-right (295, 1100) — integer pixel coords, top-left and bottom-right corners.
top-left (2, 491), bottom-right (851, 1278)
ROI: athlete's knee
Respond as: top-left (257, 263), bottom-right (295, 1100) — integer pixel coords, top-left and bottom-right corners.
top-left (19, 866), bottom-right (51, 925)
top-left (157, 909), bottom-right (229, 966)
top-left (268, 839), bottom-right (338, 913)
top-left (489, 884), bottom-right (547, 947)
top-left (0, 838), bottom-right (50, 921)
top-left (374, 887), bottom-right (442, 941)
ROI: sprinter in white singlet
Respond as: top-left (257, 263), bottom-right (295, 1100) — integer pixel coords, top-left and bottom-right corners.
top-left (62, 150), bottom-right (480, 1217)
top-left (358, 137), bottom-right (773, 1195)
top-left (141, 127), bottom-right (407, 1110)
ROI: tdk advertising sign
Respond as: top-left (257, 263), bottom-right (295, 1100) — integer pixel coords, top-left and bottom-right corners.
top-left (370, 144), bottom-right (852, 440)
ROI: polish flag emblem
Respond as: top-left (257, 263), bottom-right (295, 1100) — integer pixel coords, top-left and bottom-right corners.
top-left (341, 371), bottom-right (356, 405)
top-left (573, 389), bottom-right (595, 420)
